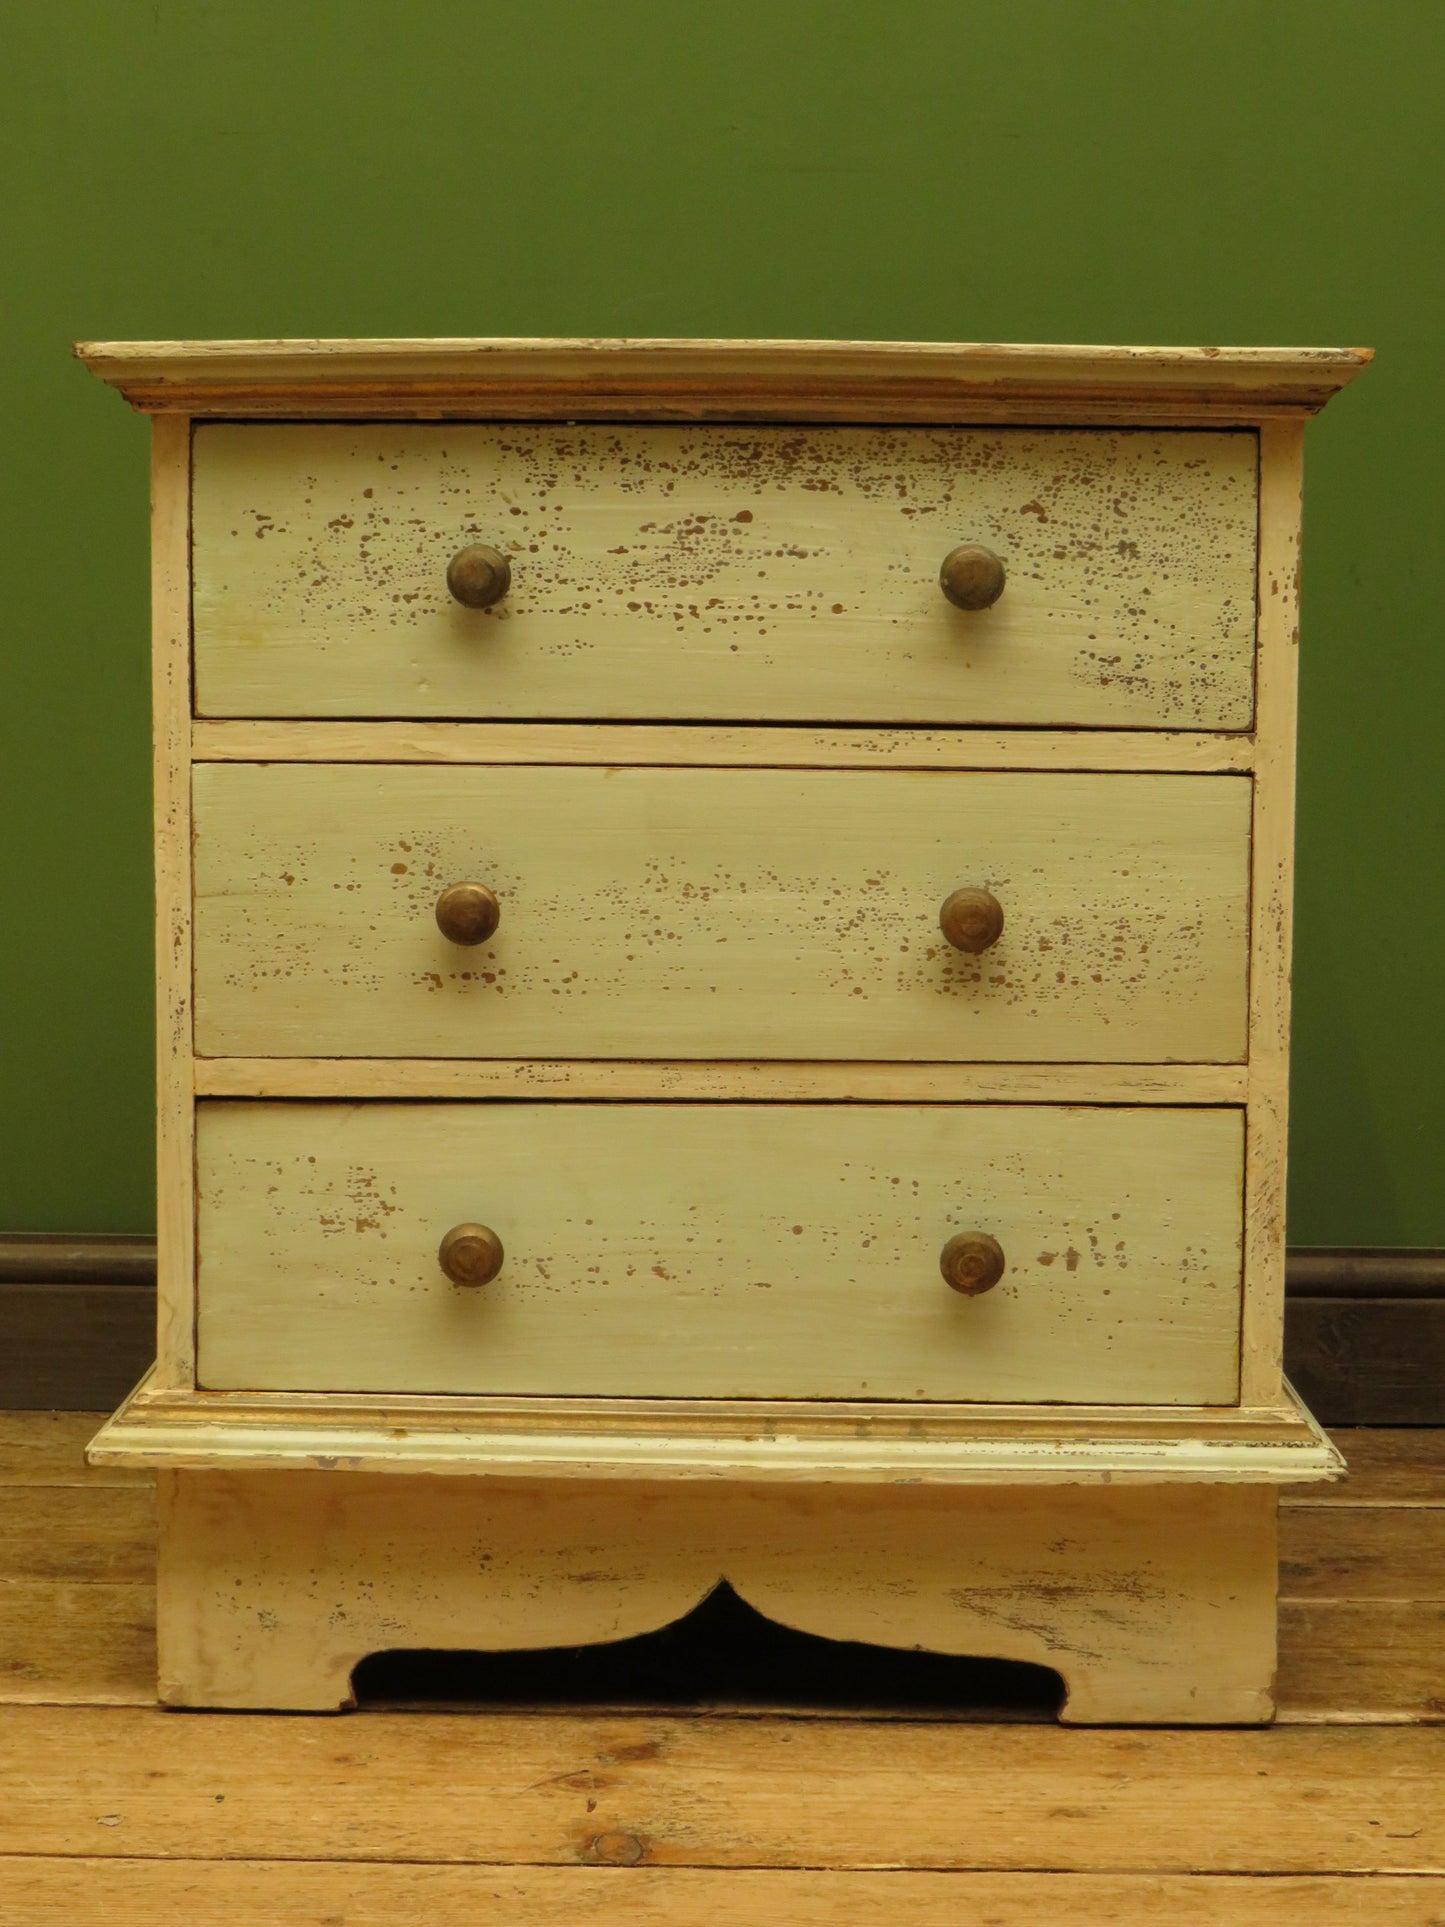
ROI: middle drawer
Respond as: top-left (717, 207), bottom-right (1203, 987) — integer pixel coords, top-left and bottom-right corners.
top-left (193, 764), bottom-right (1251, 1062)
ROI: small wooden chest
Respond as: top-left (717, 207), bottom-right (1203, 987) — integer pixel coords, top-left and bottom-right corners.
top-left (80, 337), bottom-right (1369, 1718)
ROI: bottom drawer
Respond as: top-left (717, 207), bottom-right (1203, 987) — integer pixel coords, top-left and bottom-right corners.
top-left (196, 1102), bottom-right (1243, 1404)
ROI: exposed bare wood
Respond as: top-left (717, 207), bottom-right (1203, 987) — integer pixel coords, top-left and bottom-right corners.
top-left (7, 1864), bottom-right (1445, 1927)
top-left (0, 1433), bottom-right (155, 1704)
top-left (1285, 1428), bottom-right (1445, 1507)
top-left (0, 1486), bottom-right (154, 1585)
top-left (1277, 1602), bottom-right (1445, 1724)
top-left (190, 718), bottom-right (1257, 771)
top-left (0, 1411), bottom-right (147, 1487)
top-left (0, 1584), bottom-right (155, 1707)
top-left (1280, 1506), bottom-right (1445, 1600)
top-left (1, 1700), bottom-right (1442, 1868)
top-left (28, 1863), bottom-right (1445, 1926)
top-left (73, 335), bottom-right (1373, 420)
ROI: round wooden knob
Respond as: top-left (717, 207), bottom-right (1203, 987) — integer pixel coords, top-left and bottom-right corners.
top-left (435, 882), bottom-right (500, 946)
top-left (446, 543), bottom-right (511, 609)
top-left (940, 1231), bottom-right (1006, 1297)
top-left (438, 1222), bottom-right (504, 1288)
top-left (939, 544), bottom-right (1006, 611)
top-left (940, 886), bottom-right (1004, 954)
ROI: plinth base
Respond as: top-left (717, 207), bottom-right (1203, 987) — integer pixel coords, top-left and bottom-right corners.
top-left (156, 1471), bottom-right (1278, 1722)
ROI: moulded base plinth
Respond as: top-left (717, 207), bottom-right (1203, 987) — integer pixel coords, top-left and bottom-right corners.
top-left (155, 1469), bottom-right (1278, 1723)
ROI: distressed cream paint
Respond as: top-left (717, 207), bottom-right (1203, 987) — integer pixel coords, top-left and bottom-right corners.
top-left (194, 1101), bottom-right (1244, 1402)
top-left (191, 763), bottom-right (1251, 1062)
top-left (78, 339), bottom-right (1368, 1717)
top-left (191, 422), bottom-right (1258, 727)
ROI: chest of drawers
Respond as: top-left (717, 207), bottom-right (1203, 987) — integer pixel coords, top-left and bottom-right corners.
top-left (80, 337), bottom-right (1369, 1721)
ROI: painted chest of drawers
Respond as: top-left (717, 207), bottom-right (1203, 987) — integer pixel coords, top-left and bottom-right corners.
top-left (81, 337), bottom-right (1369, 1719)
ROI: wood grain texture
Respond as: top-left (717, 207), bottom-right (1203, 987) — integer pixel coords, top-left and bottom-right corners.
top-left (148, 416), bottom-right (195, 1391)
top-left (192, 765), bottom-right (1252, 1063)
top-left (0, 1588), bottom-right (155, 1709)
top-left (1278, 1432), bottom-right (1445, 1723)
top-left (73, 334), bottom-right (1374, 420)
top-left (191, 717), bottom-right (1258, 769)
top-left (0, 1410), bottom-right (148, 1486)
top-left (194, 1102), bottom-right (1243, 1403)
top-left (1286, 1427), bottom-right (1445, 1506)
top-left (7, 1703), bottom-right (1445, 1866)
top-left (192, 423), bottom-right (1258, 728)
top-left (1276, 1603), bottom-right (1445, 1724)
top-left (0, 1485), bottom-right (154, 1585)
top-left (1238, 422), bottom-right (1304, 1408)
top-left (155, 1470), bottom-right (1276, 1718)
top-left (1281, 1505), bottom-right (1445, 1601)
top-left (8, 1864), bottom-right (1445, 1927)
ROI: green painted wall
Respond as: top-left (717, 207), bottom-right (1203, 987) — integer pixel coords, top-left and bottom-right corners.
top-left (1, 0), bottom-right (1440, 1241)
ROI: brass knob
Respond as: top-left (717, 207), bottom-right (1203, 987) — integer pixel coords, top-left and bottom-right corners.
top-left (939, 543), bottom-right (1006, 611)
top-left (447, 543), bottom-right (511, 609)
top-left (940, 1231), bottom-right (1006, 1297)
top-left (435, 882), bottom-right (500, 947)
top-left (438, 1222), bottom-right (504, 1288)
top-left (940, 886), bottom-right (1004, 954)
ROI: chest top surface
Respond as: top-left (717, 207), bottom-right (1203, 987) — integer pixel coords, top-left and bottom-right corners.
top-left (74, 334), bottom-right (1371, 420)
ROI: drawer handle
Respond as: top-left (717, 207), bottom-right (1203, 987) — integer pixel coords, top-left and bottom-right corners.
top-left (438, 1222), bottom-right (505, 1287)
top-left (447, 542), bottom-right (512, 609)
top-left (939, 886), bottom-right (1004, 954)
top-left (939, 543), bottom-right (1006, 611)
top-left (940, 1231), bottom-right (1006, 1297)
top-left (435, 882), bottom-right (501, 946)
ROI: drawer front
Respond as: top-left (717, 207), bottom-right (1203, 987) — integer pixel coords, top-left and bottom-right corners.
top-left (196, 1102), bottom-right (1244, 1402)
top-left (193, 765), bottom-right (1251, 1063)
top-left (192, 423), bottom-right (1257, 728)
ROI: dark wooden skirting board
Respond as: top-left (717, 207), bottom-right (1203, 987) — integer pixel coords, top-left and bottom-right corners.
top-left (0, 1285), bottom-right (157, 1411)
top-left (1286, 1299), bottom-right (1445, 1425)
top-left (2, 1237), bottom-right (1444, 1418)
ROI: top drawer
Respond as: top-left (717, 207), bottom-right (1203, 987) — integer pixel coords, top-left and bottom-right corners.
top-left (192, 424), bottom-right (1258, 728)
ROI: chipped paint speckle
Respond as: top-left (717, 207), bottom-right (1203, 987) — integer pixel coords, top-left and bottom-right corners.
top-left (192, 423), bottom-right (1258, 728)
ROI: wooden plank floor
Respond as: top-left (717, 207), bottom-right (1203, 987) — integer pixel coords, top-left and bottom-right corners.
top-left (0, 1416), bottom-right (1441, 1923)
